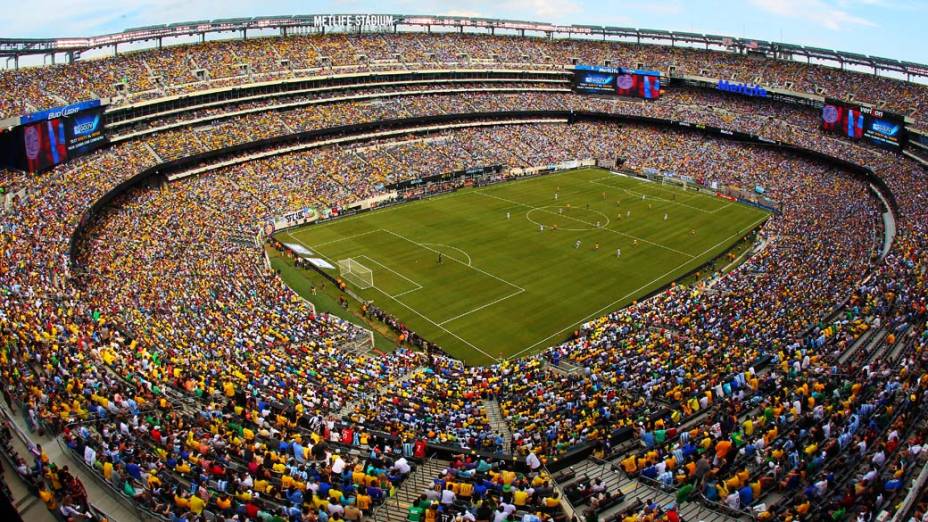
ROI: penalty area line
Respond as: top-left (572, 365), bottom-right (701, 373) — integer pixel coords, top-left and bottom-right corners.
top-left (437, 288), bottom-right (526, 326)
top-left (283, 231), bottom-right (499, 363)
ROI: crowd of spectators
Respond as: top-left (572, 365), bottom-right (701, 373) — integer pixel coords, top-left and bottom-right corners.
top-left (1, 31), bottom-right (928, 126)
top-left (1, 36), bottom-right (928, 521)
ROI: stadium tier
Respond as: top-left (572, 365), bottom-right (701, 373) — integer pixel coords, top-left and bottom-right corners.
top-left (0, 15), bottom-right (927, 522)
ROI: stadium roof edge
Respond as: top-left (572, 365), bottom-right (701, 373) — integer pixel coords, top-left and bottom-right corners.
top-left (0, 13), bottom-right (923, 79)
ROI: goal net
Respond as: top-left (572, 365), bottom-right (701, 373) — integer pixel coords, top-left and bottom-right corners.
top-left (337, 258), bottom-right (374, 289)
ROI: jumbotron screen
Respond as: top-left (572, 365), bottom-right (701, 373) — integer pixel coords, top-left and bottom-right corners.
top-left (19, 100), bottom-right (108, 172)
top-left (573, 65), bottom-right (663, 100)
top-left (821, 98), bottom-right (906, 150)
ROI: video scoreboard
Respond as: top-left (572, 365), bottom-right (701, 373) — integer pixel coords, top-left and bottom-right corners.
top-left (821, 98), bottom-right (906, 151)
top-left (1, 99), bottom-right (107, 173)
top-left (573, 65), bottom-right (663, 100)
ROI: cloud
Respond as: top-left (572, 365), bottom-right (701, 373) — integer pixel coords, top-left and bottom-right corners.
top-left (749, 0), bottom-right (877, 30)
top-left (0, 0), bottom-right (262, 37)
top-left (623, 0), bottom-right (684, 16)
top-left (501, 0), bottom-right (581, 18)
top-left (442, 9), bottom-right (484, 18)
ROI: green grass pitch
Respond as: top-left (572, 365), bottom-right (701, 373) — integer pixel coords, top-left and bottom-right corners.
top-left (279, 168), bottom-right (769, 365)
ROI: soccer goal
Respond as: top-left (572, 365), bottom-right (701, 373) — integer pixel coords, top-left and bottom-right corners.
top-left (337, 258), bottom-right (374, 289)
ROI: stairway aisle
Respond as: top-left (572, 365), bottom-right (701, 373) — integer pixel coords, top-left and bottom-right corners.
top-left (483, 399), bottom-right (513, 455)
top-left (372, 457), bottom-right (451, 522)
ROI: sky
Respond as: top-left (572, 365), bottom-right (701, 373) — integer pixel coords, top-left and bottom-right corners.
top-left (0, 0), bottom-right (925, 64)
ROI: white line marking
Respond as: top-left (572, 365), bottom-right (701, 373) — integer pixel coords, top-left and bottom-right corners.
top-left (437, 288), bottom-right (526, 326)
top-left (372, 289), bottom-right (500, 363)
top-left (282, 231), bottom-right (500, 363)
top-left (590, 177), bottom-right (720, 213)
top-left (591, 174), bottom-right (702, 201)
top-left (379, 228), bottom-right (524, 292)
top-left (474, 191), bottom-right (696, 259)
top-left (391, 287), bottom-right (423, 298)
top-left (507, 213), bottom-right (770, 359)
top-left (421, 243), bottom-right (472, 266)
top-left (524, 205), bottom-right (611, 232)
top-left (355, 254), bottom-right (423, 297)
top-left (305, 229), bottom-right (382, 248)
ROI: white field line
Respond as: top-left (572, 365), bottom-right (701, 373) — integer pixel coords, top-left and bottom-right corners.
top-left (355, 254), bottom-right (423, 297)
top-left (372, 290), bottom-right (500, 362)
top-left (283, 231), bottom-right (500, 363)
top-left (379, 228), bottom-right (525, 292)
top-left (590, 175), bottom-right (703, 201)
top-left (589, 177), bottom-right (717, 214)
top-left (307, 229), bottom-right (383, 248)
top-left (422, 243), bottom-right (473, 266)
top-left (437, 288), bottom-right (525, 326)
top-left (508, 212), bottom-right (771, 359)
top-left (391, 287), bottom-right (424, 298)
top-left (473, 190), bottom-right (696, 259)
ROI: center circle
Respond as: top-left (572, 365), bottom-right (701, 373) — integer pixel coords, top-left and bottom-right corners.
top-left (525, 206), bottom-right (611, 232)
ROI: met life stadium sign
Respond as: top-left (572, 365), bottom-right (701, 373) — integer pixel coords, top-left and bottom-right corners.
top-left (311, 15), bottom-right (396, 28)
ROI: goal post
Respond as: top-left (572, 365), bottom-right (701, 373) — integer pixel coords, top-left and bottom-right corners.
top-left (338, 258), bottom-right (374, 289)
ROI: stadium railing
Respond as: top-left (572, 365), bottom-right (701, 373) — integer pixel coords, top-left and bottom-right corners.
top-left (0, 400), bottom-right (127, 522)
top-left (55, 435), bottom-right (168, 521)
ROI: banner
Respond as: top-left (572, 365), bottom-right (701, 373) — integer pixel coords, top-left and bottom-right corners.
top-left (19, 99), bottom-right (102, 126)
top-left (272, 207), bottom-right (319, 231)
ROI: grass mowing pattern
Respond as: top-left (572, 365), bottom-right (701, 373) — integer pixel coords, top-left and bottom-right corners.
top-left (280, 168), bottom-right (769, 365)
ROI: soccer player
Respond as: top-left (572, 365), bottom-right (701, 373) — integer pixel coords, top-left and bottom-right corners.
top-left (506, 211), bottom-right (510, 220)
top-left (539, 224), bottom-right (544, 232)
top-left (575, 240), bottom-right (581, 249)
top-left (594, 242), bottom-right (599, 251)
top-left (616, 248), bottom-right (621, 258)
top-left (554, 192), bottom-right (558, 200)
top-left (438, 252), bottom-right (443, 264)
top-left (626, 210), bottom-right (631, 217)
top-left (664, 213), bottom-right (668, 221)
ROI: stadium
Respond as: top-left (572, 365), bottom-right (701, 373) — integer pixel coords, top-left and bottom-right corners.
top-left (0, 7), bottom-right (926, 522)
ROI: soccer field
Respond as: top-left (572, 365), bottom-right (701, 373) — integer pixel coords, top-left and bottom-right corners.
top-left (279, 168), bottom-right (769, 365)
